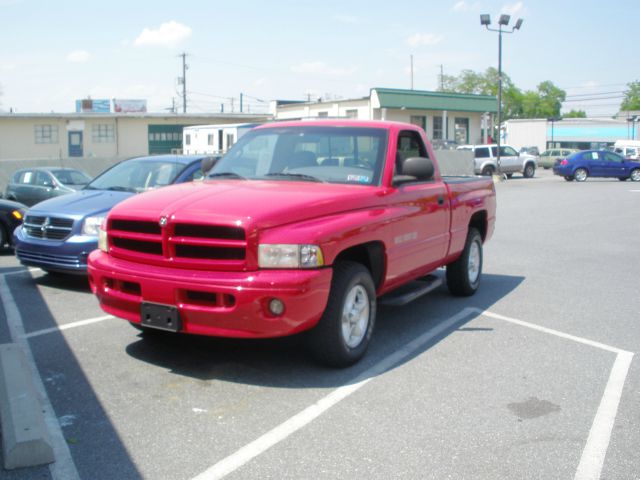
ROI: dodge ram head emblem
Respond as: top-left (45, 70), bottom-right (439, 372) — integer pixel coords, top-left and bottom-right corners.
top-left (159, 216), bottom-right (168, 227)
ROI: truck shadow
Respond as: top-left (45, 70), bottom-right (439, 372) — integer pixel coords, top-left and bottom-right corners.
top-left (124, 272), bottom-right (524, 388)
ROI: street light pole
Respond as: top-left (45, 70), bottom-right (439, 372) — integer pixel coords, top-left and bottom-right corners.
top-left (480, 14), bottom-right (523, 177)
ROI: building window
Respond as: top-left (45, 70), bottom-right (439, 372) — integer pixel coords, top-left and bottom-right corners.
top-left (207, 134), bottom-right (214, 145)
top-left (34, 125), bottom-right (59, 144)
top-left (454, 117), bottom-right (469, 144)
top-left (433, 117), bottom-right (443, 140)
top-left (317, 111), bottom-right (329, 117)
top-left (92, 124), bottom-right (115, 143)
top-left (226, 133), bottom-right (235, 150)
top-left (345, 109), bottom-right (358, 119)
top-left (410, 115), bottom-right (426, 131)
top-left (185, 134), bottom-right (191, 145)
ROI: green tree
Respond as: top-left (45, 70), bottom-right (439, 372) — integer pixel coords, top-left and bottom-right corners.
top-left (563, 110), bottom-right (586, 118)
top-left (620, 80), bottom-right (640, 111)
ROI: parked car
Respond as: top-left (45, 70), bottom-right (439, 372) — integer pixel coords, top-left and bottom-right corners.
top-left (5, 167), bottom-right (92, 207)
top-left (13, 154), bottom-right (217, 274)
top-left (613, 140), bottom-right (640, 160)
top-left (519, 146), bottom-right (540, 156)
top-left (457, 144), bottom-right (537, 178)
top-left (552, 150), bottom-right (640, 182)
top-left (538, 148), bottom-right (579, 169)
top-left (0, 199), bottom-right (27, 248)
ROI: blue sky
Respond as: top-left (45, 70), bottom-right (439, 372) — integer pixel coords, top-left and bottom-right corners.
top-left (0, 0), bottom-right (638, 117)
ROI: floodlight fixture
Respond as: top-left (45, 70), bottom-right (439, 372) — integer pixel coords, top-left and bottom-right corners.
top-left (499, 14), bottom-right (511, 26)
top-left (480, 14), bottom-right (491, 26)
top-left (514, 18), bottom-right (524, 30)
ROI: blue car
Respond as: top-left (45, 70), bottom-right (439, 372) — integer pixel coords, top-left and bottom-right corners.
top-left (553, 150), bottom-right (640, 182)
top-left (13, 154), bottom-right (217, 274)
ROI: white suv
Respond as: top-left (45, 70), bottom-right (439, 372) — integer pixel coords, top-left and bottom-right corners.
top-left (457, 144), bottom-right (537, 178)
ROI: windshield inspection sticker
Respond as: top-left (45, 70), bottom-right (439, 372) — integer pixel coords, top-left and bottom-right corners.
top-left (347, 175), bottom-right (370, 183)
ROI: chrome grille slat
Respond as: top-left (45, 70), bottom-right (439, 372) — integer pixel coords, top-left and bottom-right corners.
top-left (23, 215), bottom-right (74, 241)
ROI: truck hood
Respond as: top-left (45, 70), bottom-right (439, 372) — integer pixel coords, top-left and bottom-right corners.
top-left (109, 180), bottom-right (385, 230)
top-left (27, 189), bottom-right (133, 218)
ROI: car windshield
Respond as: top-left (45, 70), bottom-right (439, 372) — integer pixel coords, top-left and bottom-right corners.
top-left (86, 158), bottom-right (186, 193)
top-left (51, 169), bottom-right (91, 186)
top-left (208, 126), bottom-right (388, 186)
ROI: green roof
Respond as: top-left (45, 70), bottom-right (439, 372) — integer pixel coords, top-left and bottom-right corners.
top-left (373, 88), bottom-right (497, 113)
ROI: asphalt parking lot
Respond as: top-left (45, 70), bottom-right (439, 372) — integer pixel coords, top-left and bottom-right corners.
top-left (1, 168), bottom-right (638, 480)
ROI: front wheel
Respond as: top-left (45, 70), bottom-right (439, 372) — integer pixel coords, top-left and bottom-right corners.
top-left (523, 163), bottom-right (536, 178)
top-left (630, 168), bottom-right (640, 182)
top-left (446, 228), bottom-right (483, 297)
top-left (481, 165), bottom-right (495, 176)
top-left (574, 168), bottom-right (588, 182)
top-left (308, 261), bottom-right (376, 368)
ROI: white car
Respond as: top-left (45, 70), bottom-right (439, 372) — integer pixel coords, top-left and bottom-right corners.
top-left (457, 144), bottom-right (537, 178)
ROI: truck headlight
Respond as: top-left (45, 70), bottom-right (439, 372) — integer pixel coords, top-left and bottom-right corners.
top-left (258, 244), bottom-right (324, 268)
top-left (98, 225), bottom-right (108, 253)
top-left (82, 215), bottom-right (106, 236)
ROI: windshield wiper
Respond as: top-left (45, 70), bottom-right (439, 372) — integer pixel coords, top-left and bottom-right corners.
top-left (263, 173), bottom-right (324, 183)
top-left (105, 186), bottom-right (136, 192)
top-left (208, 172), bottom-right (246, 180)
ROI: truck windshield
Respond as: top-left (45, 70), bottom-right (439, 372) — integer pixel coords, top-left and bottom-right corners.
top-left (209, 126), bottom-right (388, 186)
top-left (86, 159), bottom-right (186, 193)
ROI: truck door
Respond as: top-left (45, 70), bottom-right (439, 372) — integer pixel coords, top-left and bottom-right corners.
top-left (386, 130), bottom-right (449, 283)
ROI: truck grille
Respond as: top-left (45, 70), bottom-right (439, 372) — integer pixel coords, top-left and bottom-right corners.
top-left (108, 218), bottom-right (247, 269)
top-left (23, 215), bottom-right (74, 241)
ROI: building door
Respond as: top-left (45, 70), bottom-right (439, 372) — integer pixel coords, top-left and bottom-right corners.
top-left (68, 131), bottom-right (83, 157)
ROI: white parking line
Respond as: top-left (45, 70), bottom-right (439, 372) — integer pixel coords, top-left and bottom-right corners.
top-left (192, 308), bottom-right (633, 480)
top-left (474, 309), bottom-right (634, 480)
top-left (0, 275), bottom-right (80, 480)
top-left (26, 315), bottom-right (114, 339)
top-left (192, 308), bottom-right (476, 480)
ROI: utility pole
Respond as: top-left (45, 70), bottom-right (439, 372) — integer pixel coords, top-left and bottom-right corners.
top-left (410, 55), bottom-right (414, 90)
top-left (440, 64), bottom-right (444, 90)
top-left (179, 52), bottom-right (188, 113)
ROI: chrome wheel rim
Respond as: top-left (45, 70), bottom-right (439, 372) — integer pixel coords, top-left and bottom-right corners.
top-left (631, 170), bottom-right (640, 182)
top-left (575, 169), bottom-right (587, 181)
top-left (468, 240), bottom-right (481, 284)
top-left (341, 285), bottom-right (370, 348)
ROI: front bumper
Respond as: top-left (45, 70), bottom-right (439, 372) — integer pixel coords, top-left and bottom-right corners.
top-left (87, 250), bottom-right (333, 338)
top-left (13, 227), bottom-right (96, 274)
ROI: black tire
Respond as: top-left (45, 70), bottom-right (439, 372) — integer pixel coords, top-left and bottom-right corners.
top-left (564, 176), bottom-right (574, 182)
top-left (446, 228), bottom-right (483, 297)
top-left (307, 261), bottom-right (376, 368)
top-left (481, 165), bottom-right (495, 176)
top-left (506, 173), bottom-right (513, 179)
top-left (630, 168), bottom-right (640, 182)
top-left (618, 177), bottom-right (628, 182)
top-left (574, 168), bottom-right (588, 182)
top-left (523, 162), bottom-right (536, 178)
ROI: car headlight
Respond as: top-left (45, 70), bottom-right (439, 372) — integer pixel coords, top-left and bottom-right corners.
top-left (258, 244), bottom-right (324, 268)
top-left (11, 210), bottom-right (23, 221)
top-left (82, 215), bottom-right (106, 236)
top-left (98, 225), bottom-right (108, 253)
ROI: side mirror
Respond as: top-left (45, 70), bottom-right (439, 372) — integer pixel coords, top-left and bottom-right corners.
top-left (393, 156), bottom-right (434, 185)
top-left (201, 156), bottom-right (220, 175)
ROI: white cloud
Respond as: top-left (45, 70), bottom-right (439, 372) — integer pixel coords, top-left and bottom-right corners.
top-left (134, 21), bottom-right (192, 47)
top-left (66, 50), bottom-right (91, 63)
top-left (406, 33), bottom-right (444, 47)
top-left (291, 61), bottom-right (356, 76)
top-left (501, 2), bottom-right (525, 16)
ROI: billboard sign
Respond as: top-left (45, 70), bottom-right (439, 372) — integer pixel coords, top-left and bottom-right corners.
top-left (75, 98), bottom-right (111, 113)
top-left (113, 99), bottom-right (147, 113)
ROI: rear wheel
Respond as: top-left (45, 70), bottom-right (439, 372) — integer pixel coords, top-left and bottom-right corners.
top-left (481, 165), bottom-right (495, 176)
top-left (618, 177), bottom-right (628, 182)
top-left (574, 168), bottom-right (588, 182)
top-left (630, 168), bottom-right (640, 182)
top-left (308, 261), bottom-right (376, 367)
top-left (446, 228), bottom-right (483, 297)
top-left (564, 176), bottom-right (574, 182)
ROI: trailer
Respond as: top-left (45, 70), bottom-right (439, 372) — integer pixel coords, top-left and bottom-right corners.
top-left (182, 123), bottom-right (260, 155)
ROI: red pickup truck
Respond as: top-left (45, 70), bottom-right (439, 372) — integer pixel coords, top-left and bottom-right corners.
top-left (88, 120), bottom-right (496, 367)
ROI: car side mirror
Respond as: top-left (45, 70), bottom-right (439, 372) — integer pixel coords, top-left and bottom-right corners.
top-left (201, 156), bottom-right (220, 175)
top-left (393, 157), bottom-right (434, 185)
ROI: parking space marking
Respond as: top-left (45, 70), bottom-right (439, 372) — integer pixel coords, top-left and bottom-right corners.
top-left (25, 315), bottom-right (114, 339)
top-left (192, 307), bottom-right (476, 480)
top-left (192, 307), bottom-right (633, 480)
top-left (475, 309), bottom-right (634, 480)
top-left (0, 275), bottom-right (80, 480)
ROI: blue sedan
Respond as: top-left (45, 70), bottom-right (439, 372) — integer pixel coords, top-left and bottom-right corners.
top-left (553, 150), bottom-right (640, 182)
top-left (13, 154), bottom-right (217, 275)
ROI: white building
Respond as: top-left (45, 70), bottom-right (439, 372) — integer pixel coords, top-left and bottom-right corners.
top-left (271, 88), bottom-right (498, 146)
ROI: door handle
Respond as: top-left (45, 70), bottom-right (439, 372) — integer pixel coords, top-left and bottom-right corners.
top-left (437, 195), bottom-right (444, 206)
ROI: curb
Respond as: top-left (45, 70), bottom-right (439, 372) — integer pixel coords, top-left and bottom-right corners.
top-left (0, 343), bottom-right (54, 470)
